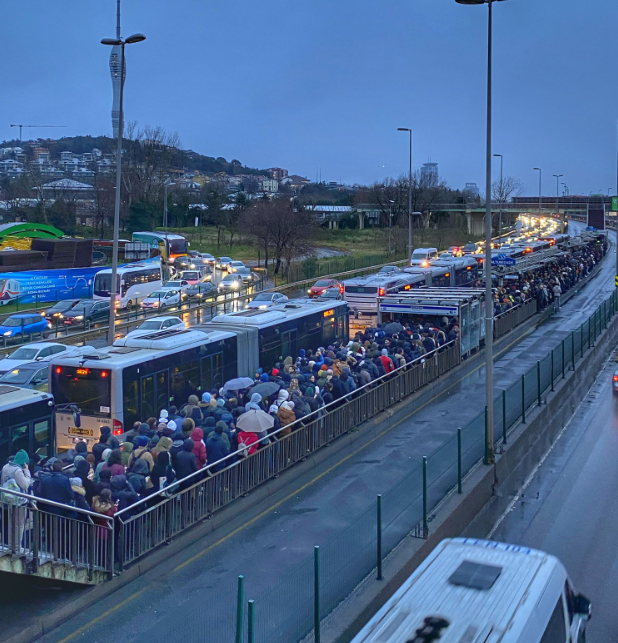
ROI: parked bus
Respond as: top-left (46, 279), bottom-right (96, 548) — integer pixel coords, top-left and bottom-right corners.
top-left (93, 262), bottom-right (163, 309)
top-left (351, 538), bottom-right (591, 643)
top-left (0, 386), bottom-right (54, 465)
top-left (50, 299), bottom-right (348, 445)
top-left (131, 232), bottom-right (188, 264)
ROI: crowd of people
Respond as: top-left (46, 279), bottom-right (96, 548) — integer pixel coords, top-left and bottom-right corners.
top-left (0, 236), bottom-right (607, 550)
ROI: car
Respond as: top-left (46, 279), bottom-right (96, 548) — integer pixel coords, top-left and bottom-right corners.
top-left (409, 247), bottom-right (439, 267)
top-left (42, 299), bottom-right (84, 322)
top-left (447, 246), bottom-right (464, 257)
top-left (125, 316), bottom-right (186, 338)
top-left (200, 252), bottom-right (216, 266)
top-left (216, 256), bottom-right (233, 271)
top-left (378, 265), bottom-right (401, 276)
top-left (62, 299), bottom-right (111, 327)
top-left (179, 270), bottom-right (203, 286)
top-left (163, 279), bottom-right (191, 292)
top-left (0, 313), bottom-right (51, 340)
top-left (307, 278), bottom-right (342, 298)
top-left (236, 267), bottom-right (257, 284)
top-left (218, 274), bottom-right (244, 293)
top-left (228, 260), bottom-right (246, 273)
top-left (0, 342), bottom-right (73, 375)
top-left (0, 362), bottom-right (49, 391)
top-left (188, 251), bottom-right (216, 266)
top-left (185, 282), bottom-right (218, 300)
top-left (172, 255), bottom-right (192, 271)
top-left (317, 287), bottom-right (344, 302)
top-left (247, 292), bottom-right (289, 309)
top-left (613, 367), bottom-right (618, 394)
top-left (462, 242), bottom-right (479, 254)
top-left (141, 289), bottom-right (182, 310)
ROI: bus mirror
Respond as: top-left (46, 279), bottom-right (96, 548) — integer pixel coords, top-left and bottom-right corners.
top-left (73, 410), bottom-right (81, 428)
top-left (573, 594), bottom-right (592, 620)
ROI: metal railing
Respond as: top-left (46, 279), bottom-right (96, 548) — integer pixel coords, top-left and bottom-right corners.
top-left (0, 487), bottom-right (114, 582)
top-left (494, 298), bottom-right (538, 340)
top-left (115, 341), bottom-right (461, 568)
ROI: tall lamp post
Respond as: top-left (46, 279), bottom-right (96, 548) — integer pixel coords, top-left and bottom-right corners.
top-left (493, 153), bottom-right (503, 245)
top-left (101, 32), bottom-right (146, 345)
top-left (553, 173), bottom-right (564, 233)
top-left (397, 127), bottom-right (413, 262)
top-left (533, 167), bottom-right (542, 214)
top-left (388, 200), bottom-right (395, 254)
top-left (163, 181), bottom-right (175, 260)
top-left (455, 0), bottom-right (509, 465)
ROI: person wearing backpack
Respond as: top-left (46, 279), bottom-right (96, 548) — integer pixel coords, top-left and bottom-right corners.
top-left (1, 450), bottom-right (32, 551)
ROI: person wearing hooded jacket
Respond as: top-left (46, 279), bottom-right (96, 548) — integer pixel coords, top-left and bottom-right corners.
top-left (169, 430), bottom-right (186, 471)
top-left (176, 439), bottom-right (198, 483)
top-left (92, 426), bottom-right (112, 465)
top-left (1, 450), bottom-right (31, 549)
top-left (110, 474), bottom-right (139, 512)
top-left (127, 459), bottom-right (151, 498)
top-left (277, 401), bottom-right (296, 436)
top-left (213, 398), bottom-right (227, 423)
top-left (206, 424), bottom-right (231, 471)
top-left (73, 457), bottom-right (96, 505)
top-left (245, 393), bottom-right (263, 412)
top-left (128, 436), bottom-right (154, 473)
top-left (120, 441), bottom-right (134, 468)
top-left (38, 460), bottom-right (75, 517)
top-left (151, 435), bottom-right (173, 460)
top-left (191, 427), bottom-right (207, 468)
top-left (150, 451), bottom-right (176, 494)
top-left (69, 477), bottom-right (90, 514)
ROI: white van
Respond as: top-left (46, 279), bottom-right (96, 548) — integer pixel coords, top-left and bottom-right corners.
top-left (410, 247), bottom-right (438, 267)
top-left (352, 538), bottom-right (591, 643)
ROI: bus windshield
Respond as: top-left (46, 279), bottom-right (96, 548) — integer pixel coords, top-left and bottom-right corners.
top-left (345, 286), bottom-right (377, 294)
top-left (94, 273), bottom-right (119, 296)
top-left (169, 238), bottom-right (187, 255)
top-left (51, 368), bottom-right (112, 416)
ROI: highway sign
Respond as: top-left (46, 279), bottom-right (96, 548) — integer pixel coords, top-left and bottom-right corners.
top-left (491, 254), bottom-right (516, 266)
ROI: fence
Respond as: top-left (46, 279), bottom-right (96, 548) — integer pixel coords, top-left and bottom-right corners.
top-left (0, 487), bottom-right (114, 582)
top-left (187, 286), bottom-right (617, 643)
top-left (493, 298), bottom-right (538, 340)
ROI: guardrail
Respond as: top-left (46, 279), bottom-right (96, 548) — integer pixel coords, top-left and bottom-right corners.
top-left (494, 298), bottom-right (538, 340)
top-left (0, 487), bottom-right (114, 583)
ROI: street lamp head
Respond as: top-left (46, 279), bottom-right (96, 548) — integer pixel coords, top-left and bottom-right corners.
top-left (533, 167), bottom-right (541, 171)
top-left (397, 127), bottom-right (411, 132)
top-left (493, 153), bottom-right (502, 158)
top-left (101, 37), bottom-right (122, 46)
top-left (455, 0), bottom-right (509, 3)
top-left (125, 33), bottom-right (146, 44)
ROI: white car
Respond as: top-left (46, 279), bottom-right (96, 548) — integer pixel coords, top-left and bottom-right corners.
top-left (163, 279), bottom-right (191, 292)
top-left (229, 260), bottom-right (246, 273)
top-left (125, 316), bottom-right (185, 338)
top-left (141, 289), bottom-right (182, 310)
top-left (0, 342), bottom-right (73, 375)
top-left (247, 292), bottom-right (289, 309)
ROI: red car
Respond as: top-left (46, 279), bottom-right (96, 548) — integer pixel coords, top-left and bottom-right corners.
top-left (307, 278), bottom-right (343, 299)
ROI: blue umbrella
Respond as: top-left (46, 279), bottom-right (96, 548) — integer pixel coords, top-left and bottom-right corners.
top-left (222, 377), bottom-right (255, 393)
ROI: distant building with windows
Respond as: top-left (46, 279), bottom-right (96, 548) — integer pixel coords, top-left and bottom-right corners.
top-left (464, 182), bottom-right (480, 198)
top-left (421, 162), bottom-right (439, 185)
top-left (268, 167), bottom-right (288, 182)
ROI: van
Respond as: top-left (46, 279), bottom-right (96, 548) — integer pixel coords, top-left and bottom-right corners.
top-left (410, 247), bottom-right (438, 267)
top-left (351, 538), bottom-right (591, 643)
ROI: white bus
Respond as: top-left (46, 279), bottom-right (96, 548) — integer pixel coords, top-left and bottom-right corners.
top-left (351, 538), bottom-right (591, 643)
top-left (344, 274), bottom-right (425, 318)
top-left (93, 263), bottom-right (163, 309)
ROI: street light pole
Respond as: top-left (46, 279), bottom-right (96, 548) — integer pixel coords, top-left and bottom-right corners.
top-left (456, 0), bottom-right (507, 465)
top-left (388, 200), bottom-right (395, 254)
top-left (397, 127), bottom-right (413, 262)
top-left (533, 167), bottom-right (542, 214)
top-left (553, 173), bottom-right (564, 233)
top-left (102, 32), bottom-right (146, 345)
top-left (493, 153), bottom-right (503, 246)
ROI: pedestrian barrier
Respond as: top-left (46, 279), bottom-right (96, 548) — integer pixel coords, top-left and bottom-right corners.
top-left (493, 298), bottom-right (538, 339)
top-left (174, 286), bottom-right (618, 643)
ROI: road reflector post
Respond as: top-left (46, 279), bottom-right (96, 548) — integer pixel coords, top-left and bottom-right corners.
top-left (502, 391), bottom-right (507, 444)
top-left (457, 428), bottom-right (463, 492)
top-left (580, 324), bottom-right (584, 359)
top-left (551, 351), bottom-right (555, 391)
top-left (422, 456), bottom-right (428, 538)
top-left (572, 330), bottom-right (576, 370)
top-left (314, 546), bottom-right (321, 643)
top-left (235, 575), bottom-right (244, 643)
top-left (484, 406), bottom-right (489, 464)
top-left (248, 599), bottom-right (255, 643)
top-left (537, 361), bottom-right (542, 406)
top-left (376, 495), bottom-right (383, 580)
top-left (562, 339), bottom-right (565, 378)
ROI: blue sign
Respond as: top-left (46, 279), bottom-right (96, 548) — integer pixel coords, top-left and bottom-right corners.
top-left (491, 254), bottom-right (516, 266)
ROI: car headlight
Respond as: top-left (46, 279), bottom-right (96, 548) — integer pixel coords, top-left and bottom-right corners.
top-left (58, 314), bottom-right (63, 319)
top-left (3, 331), bottom-right (12, 336)
top-left (75, 315), bottom-right (84, 320)
top-left (190, 264), bottom-right (195, 269)
top-left (259, 305), bottom-right (268, 309)
top-left (307, 289), bottom-right (312, 293)
top-left (233, 283), bottom-right (239, 289)
top-left (40, 312), bottom-right (46, 317)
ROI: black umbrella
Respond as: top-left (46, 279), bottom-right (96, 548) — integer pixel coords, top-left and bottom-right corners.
top-left (383, 322), bottom-right (404, 334)
top-left (249, 381), bottom-right (281, 398)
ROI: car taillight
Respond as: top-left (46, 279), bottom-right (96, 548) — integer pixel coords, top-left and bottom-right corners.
top-left (613, 375), bottom-right (618, 382)
top-left (378, 288), bottom-right (385, 296)
top-left (339, 285), bottom-right (344, 294)
top-left (113, 419), bottom-right (123, 435)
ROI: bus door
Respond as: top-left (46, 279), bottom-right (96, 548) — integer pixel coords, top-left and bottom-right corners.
top-left (140, 369), bottom-right (170, 420)
top-left (200, 351), bottom-right (224, 393)
top-left (0, 416), bottom-right (53, 465)
top-left (281, 329), bottom-right (297, 361)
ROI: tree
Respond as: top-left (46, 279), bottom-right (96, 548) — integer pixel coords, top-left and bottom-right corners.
top-left (48, 199), bottom-right (76, 235)
top-left (491, 176), bottom-right (523, 228)
top-left (127, 201), bottom-right (157, 233)
top-left (202, 186), bottom-right (227, 248)
top-left (92, 174), bottom-right (115, 238)
top-left (242, 176), bottom-right (260, 196)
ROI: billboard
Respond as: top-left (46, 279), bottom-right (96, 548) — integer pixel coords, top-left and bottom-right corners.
top-left (588, 203), bottom-right (606, 230)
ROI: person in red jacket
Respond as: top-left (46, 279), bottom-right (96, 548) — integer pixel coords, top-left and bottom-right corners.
top-left (191, 427), bottom-right (207, 468)
top-left (237, 430), bottom-right (259, 456)
top-left (379, 349), bottom-right (395, 374)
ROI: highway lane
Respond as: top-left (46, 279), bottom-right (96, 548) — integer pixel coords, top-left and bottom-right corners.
top-left (10, 228), bottom-right (614, 643)
top-left (478, 350), bottom-right (618, 643)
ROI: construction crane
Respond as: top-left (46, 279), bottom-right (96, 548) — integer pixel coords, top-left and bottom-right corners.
top-left (10, 124), bottom-right (68, 141)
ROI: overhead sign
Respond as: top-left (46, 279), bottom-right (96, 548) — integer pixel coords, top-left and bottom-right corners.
top-left (491, 254), bottom-right (516, 266)
top-left (379, 303), bottom-right (459, 316)
top-left (612, 197), bottom-right (617, 211)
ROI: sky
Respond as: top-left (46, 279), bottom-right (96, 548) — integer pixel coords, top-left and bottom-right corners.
top-left (1, 0), bottom-right (617, 197)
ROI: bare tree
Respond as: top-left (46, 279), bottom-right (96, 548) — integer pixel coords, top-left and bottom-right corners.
top-left (491, 176), bottom-right (523, 228)
top-left (92, 173), bottom-right (116, 237)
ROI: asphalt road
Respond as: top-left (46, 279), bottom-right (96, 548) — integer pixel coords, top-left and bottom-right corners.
top-left (475, 351), bottom-right (618, 643)
top-left (2, 225), bottom-right (612, 642)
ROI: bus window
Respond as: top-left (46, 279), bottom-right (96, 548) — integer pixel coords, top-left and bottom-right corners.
top-left (33, 419), bottom-right (52, 456)
top-left (323, 313), bottom-right (336, 343)
top-left (171, 360), bottom-right (200, 406)
top-left (141, 376), bottom-right (156, 421)
top-left (540, 597), bottom-right (567, 643)
top-left (281, 329), bottom-right (297, 360)
top-left (123, 371), bottom-right (140, 429)
top-left (10, 424), bottom-right (29, 454)
top-left (155, 370), bottom-right (169, 416)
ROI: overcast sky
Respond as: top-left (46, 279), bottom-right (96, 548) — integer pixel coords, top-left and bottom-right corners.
top-left (2, 0), bottom-right (617, 196)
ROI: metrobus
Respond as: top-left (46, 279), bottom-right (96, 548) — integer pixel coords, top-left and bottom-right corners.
top-left (344, 274), bottom-right (424, 318)
top-left (50, 299), bottom-right (348, 445)
top-left (351, 538), bottom-right (591, 643)
top-left (93, 263), bottom-right (163, 309)
top-left (0, 386), bottom-right (55, 465)
top-left (405, 255), bottom-right (480, 288)
top-left (131, 232), bottom-right (188, 263)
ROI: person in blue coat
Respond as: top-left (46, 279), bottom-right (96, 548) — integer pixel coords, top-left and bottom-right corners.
top-left (37, 460), bottom-right (75, 517)
top-left (206, 424), bottom-right (231, 472)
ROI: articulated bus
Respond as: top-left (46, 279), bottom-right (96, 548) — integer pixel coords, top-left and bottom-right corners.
top-left (131, 232), bottom-right (188, 264)
top-left (50, 299), bottom-right (348, 448)
top-left (0, 386), bottom-right (54, 465)
top-left (93, 263), bottom-right (163, 309)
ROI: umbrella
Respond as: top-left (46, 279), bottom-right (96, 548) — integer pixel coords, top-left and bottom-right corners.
top-left (383, 322), bottom-right (404, 334)
top-left (222, 377), bottom-right (255, 393)
top-left (236, 409), bottom-right (275, 433)
top-left (248, 381), bottom-right (280, 397)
